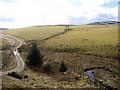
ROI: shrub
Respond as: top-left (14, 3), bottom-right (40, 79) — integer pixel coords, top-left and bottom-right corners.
top-left (7, 72), bottom-right (22, 79)
top-left (74, 76), bottom-right (80, 80)
top-left (59, 61), bottom-right (68, 72)
top-left (43, 64), bottom-right (52, 72)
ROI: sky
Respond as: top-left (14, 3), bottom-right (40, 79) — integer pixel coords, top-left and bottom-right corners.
top-left (0, 0), bottom-right (119, 28)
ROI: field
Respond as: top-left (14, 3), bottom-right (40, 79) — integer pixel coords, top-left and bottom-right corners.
top-left (42, 24), bottom-right (118, 58)
top-left (1, 24), bottom-right (118, 58)
top-left (42, 24), bottom-right (118, 48)
top-left (0, 38), bottom-right (10, 45)
top-left (1, 26), bottom-right (65, 41)
top-left (1, 24), bottom-right (119, 89)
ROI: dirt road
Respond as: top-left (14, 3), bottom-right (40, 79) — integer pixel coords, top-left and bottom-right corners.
top-left (0, 34), bottom-right (25, 76)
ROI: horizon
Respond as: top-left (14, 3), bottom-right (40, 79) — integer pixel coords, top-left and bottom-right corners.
top-left (0, 0), bottom-right (119, 28)
top-left (0, 20), bottom-right (119, 29)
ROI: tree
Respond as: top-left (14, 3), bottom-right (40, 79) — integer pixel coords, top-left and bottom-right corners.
top-left (27, 42), bottom-right (43, 66)
top-left (59, 61), bottom-right (68, 72)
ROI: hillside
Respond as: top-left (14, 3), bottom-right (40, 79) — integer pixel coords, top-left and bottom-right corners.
top-left (0, 28), bottom-right (8, 30)
top-left (0, 26), bottom-right (65, 41)
top-left (2, 24), bottom-right (119, 89)
top-left (88, 21), bottom-right (120, 25)
top-left (42, 24), bottom-right (118, 58)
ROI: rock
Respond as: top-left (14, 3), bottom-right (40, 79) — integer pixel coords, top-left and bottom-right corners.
top-left (63, 72), bottom-right (68, 75)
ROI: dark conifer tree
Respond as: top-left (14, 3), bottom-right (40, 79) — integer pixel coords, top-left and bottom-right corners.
top-left (27, 42), bottom-right (43, 66)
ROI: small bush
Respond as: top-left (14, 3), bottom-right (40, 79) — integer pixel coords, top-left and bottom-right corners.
top-left (7, 72), bottom-right (22, 79)
top-left (59, 61), bottom-right (68, 72)
top-left (43, 64), bottom-right (52, 72)
top-left (74, 76), bottom-right (80, 80)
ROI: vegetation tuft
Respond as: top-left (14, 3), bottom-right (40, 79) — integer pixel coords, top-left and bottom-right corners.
top-left (59, 61), bottom-right (68, 72)
top-left (43, 64), bottom-right (52, 73)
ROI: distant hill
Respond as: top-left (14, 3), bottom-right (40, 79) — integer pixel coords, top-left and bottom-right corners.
top-left (0, 28), bottom-right (8, 30)
top-left (34, 24), bottom-right (76, 27)
top-left (88, 21), bottom-right (120, 25)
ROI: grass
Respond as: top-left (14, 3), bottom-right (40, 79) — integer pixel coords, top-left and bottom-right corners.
top-left (41, 24), bottom-right (118, 58)
top-left (1, 24), bottom-right (118, 57)
top-left (0, 38), bottom-right (10, 45)
top-left (1, 26), bottom-right (65, 41)
top-left (1, 24), bottom-right (118, 88)
top-left (1, 51), bottom-right (16, 71)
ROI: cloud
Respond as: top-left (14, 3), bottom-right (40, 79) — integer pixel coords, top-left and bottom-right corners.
top-left (0, 0), bottom-right (119, 28)
top-left (0, 16), bottom-right (13, 22)
top-left (0, 0), bottom-right (18, 3)
top-left (92, 14), bottom-right (118, 22)
top-left (69, 16), bottom-right (88, 24)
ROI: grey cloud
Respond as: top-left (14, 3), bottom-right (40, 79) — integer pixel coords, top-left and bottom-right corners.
top-left (68, 14), bottom-right (117, 25)
top-left (93, 14), bottom-right (118, 22)
top-left (0, 16), bottom-right (13, 22)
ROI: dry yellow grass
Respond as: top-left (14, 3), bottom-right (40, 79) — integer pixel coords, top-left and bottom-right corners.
top-left (0, 26), bottom-right (65, 40)
top-left (43, 24), bottom-right (118, 48)
top-left (0, 24), bottom-right (118, 57)
top-left (42, 24), bottom-right (118, 57)
top-left (3, 66), bottom-right (91, 88)
top-left (0, 38), bottom-right (10, 45)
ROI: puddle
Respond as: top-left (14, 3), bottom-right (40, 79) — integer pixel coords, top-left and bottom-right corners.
top-left (85, 70), bottom-right (96, 81)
